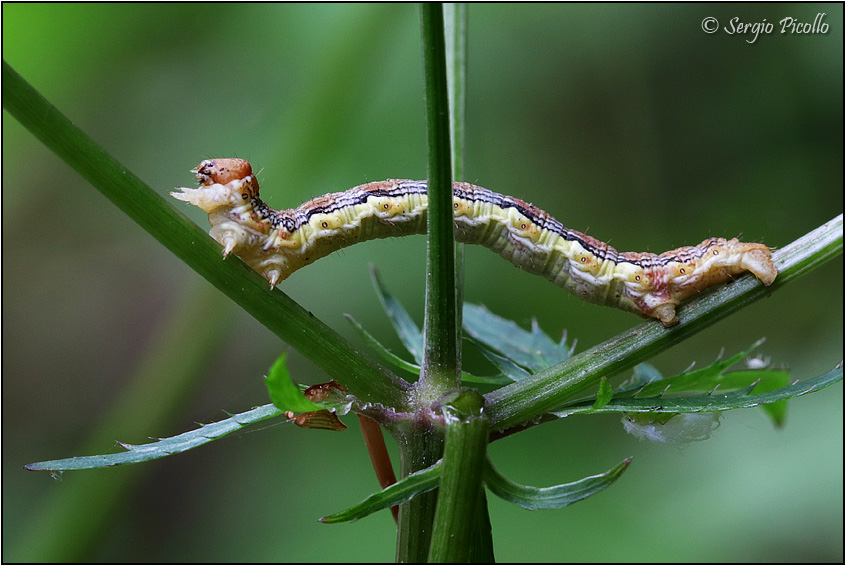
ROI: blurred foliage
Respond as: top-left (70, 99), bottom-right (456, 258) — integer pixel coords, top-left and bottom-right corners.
top-left (3, 3), bottom-right (842, 562)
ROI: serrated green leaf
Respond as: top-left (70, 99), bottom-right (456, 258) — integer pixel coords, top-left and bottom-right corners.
top-left (370, 266), bottom-right (425, 364)
top-left (25, 404), bottom-right (285, 471)
top-left (462, 304), bottom-right (571, 372)
top-left (265, 352), bottom-right (323, 413)
top-left (635, 339), bottom-right (765, 398)
top-left (320, 459), bottom-right (443, 523)
top-left (613, 345), bottom-right (790, 426)
top-left (483, 456), bottom-right (631, 510)
top-left (551, 367), bottom-right (842, 418)
top-left (726, 369), bottom-right (789, 426)
top-left (593, 377), bottom-right (613, 409)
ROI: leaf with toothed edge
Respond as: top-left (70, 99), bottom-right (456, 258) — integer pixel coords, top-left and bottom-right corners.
top-left (462, 303), bottom-right (572, 372)
top-left (630, 339), bottom-right (766, 398)
top-left (550, 367), bottom-right (842, 420)
top-left (25, 404), bottom-right (286, 471)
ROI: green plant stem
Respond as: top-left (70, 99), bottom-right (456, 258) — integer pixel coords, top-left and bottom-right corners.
top-left (445, 2), bottom-right (468, 358)
top-left (395, 424), bottom-right (444, 562)
top-left (395, 7), bottom-right (469, 561)
top-left (485, 214), bottom-right (843, 431)
top-left (428, 390), bottom-right (489, 563)
top-left (1, 60), bottom-right (409, 410)
top-left (470, 491), bottom-right (495, 563)
top-left (418, 3), bottom-right (460, 398)
top-left (443, 8), bottom-right (493, 560)
top-left (444, 2), bottom-right (467, 180)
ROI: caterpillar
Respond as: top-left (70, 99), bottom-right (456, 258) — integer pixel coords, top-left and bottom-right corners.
top-left (171, 158), bottom-right (777, 326)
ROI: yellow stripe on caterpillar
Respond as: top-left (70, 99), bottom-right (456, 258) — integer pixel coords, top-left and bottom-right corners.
top-left (171, 158), bottom-right (777, 327)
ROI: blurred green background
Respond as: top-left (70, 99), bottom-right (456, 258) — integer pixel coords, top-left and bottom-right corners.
top-left (3, 3), bottom-right (842, 562)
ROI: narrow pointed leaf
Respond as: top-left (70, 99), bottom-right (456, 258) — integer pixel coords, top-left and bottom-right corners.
top-left (459, 371), bottom-right (514, 386)
top-left (25, 404), bottom-right (285, 471)
top-left (370, 266), bottom-right (424, 364)
top-left (344, 314), bottom-right (421, 375)
top-left (467, 337), bottom-right (527, 383)
top-left (265, 352), bottom-right (324, 413)
top-left (319, 460), bottom-right (443, 523)
top-left (484, 456), bottom-right (631, 510)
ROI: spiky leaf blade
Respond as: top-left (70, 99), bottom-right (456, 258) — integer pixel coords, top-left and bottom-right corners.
top-left (26, 404), bottom-right (285, 471)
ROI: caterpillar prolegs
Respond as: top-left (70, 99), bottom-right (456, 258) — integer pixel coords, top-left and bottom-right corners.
top-left (171, 159), bottom-right (777, 326)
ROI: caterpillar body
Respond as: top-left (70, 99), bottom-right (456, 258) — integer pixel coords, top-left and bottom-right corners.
top-left (171, 158), bottom-right (776, 326)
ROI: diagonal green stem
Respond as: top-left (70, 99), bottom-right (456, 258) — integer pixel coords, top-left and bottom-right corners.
top-left (1, 59), bottom-right (410, 410)
top-left (485, 214), bottom-right (843, 431)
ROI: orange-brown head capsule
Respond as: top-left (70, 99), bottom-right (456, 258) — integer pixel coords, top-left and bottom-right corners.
top-left (193, 158), bottom-right (253, 186)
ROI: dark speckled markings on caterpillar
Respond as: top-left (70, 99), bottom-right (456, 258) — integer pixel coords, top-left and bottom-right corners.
top-left (171, 158), bottom-right (777, 327)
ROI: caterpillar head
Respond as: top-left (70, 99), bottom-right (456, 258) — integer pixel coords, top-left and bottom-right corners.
top-left (193, 158), bottom-right (253, 186)
top-left (171, 158), bottom-right (260, 213)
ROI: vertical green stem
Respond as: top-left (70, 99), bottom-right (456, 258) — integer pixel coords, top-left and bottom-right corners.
top-left (444, 2), bottom-right (467, 181)
top-left (418, 2), bottom-right (459, 398)
top-left (443, 5), bottom-right (494, 561)
top-left (395, 425), bottom-right (444, 562)
top-left (444, 1), bottom-right (468, 348)
top-left (395, 6), bottom-right (463, 561)
top-left (470, 491), bottom-right (495, 563)
top-left (427, 390), bottom-right (489, 563)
